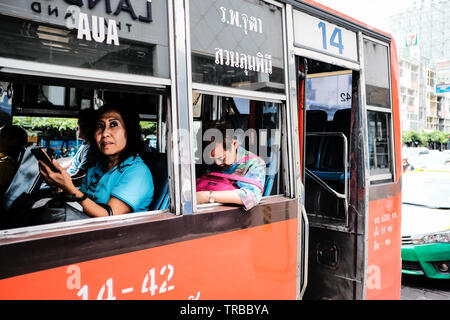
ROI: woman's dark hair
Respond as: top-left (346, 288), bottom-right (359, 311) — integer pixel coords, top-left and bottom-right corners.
top-left (202, 121), bottom-right (236, 151)
top-left (94, 104), bottom-right (144, 170)
top-left (77, 108), bottom-right (96, 141)
top-left (0, 125), bottom-right (28, 158)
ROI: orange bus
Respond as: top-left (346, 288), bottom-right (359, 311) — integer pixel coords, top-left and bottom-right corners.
top-left (0, 0), bottom-right (401, 300)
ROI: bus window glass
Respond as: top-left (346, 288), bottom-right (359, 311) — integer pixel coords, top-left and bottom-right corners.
top-left (367, 110), bottom-right (392, 178)
top-left (41, 86), bottom-right (65, 106)
top-left (0, 1), bottom-right (170, 78)
top-left (194, 94), bottom-right (283, 203)
top-left (363, 40), bottom-right (390, 108)
top-left (192, 92), bottom-right (202, 118)
top-left (0, 81), bottom-right (12, 125)
top-left (190, 0), bottom-right (285, 94)
top-left (0, 79), bottom-right (170, 231)
top-left (364, 38), bottom-right (394, 182)
top-left (306, 71), bottom-right (352, 120)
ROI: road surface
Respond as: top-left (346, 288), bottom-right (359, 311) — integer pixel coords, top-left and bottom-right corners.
top-left (401, 274), bottom-right (450, 300)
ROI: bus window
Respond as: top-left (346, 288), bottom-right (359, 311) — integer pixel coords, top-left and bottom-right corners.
top-left (0, 78), bottom-right (170, 230)
top-left (193, 93), bottom-right (283, 209)
top-left (304, 59), bottom-right (352, 223)
top-left (363, 39), bottom-right (394, 183)
top-left (367, 111), bottom-right (392, 177)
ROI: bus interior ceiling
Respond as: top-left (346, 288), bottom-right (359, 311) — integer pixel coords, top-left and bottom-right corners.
top-left (304, 59), bottom-right (352, 222)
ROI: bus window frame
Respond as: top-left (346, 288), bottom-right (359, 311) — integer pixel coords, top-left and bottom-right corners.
top-left (0, 207), bottom-right (173, 239)
top-left (188, 0), bottom-right (298, 212)
top-left (0, 58), bottom-right (171, 90)
top-left (0, 79), bottom-right (174, 236)
top-left (190, 89), bottom-right (291, 212)
top-left (362, 36), bottom-right (396, 184)
top-left (292, 47), bottom-right (360, 72)
top-left (0, 0), bottom-right (172, 89)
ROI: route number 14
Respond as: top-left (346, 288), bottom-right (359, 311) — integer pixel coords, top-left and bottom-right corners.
top-left (318, 22), bottom-right (344, 55)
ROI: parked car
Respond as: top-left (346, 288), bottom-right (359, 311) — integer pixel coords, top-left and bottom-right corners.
top-left (402, 146), bottom-right (429, 159)
top-left (401, 170), bottom-right (450, 279)
top-left (407, 152), bottom-right (450, 172)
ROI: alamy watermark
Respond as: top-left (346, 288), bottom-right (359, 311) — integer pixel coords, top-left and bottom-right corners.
top-left (178, 127), bottom-right (281, 173)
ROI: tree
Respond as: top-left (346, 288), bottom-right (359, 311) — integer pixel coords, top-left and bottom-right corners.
top-left (13, 116), bottom-right (78, 139)
top-left (140, 121), bottom-right (157, 136)
top-left (402, 130), bottom-right (426, 147)
top-left (420, 131), bottom-right (449, 150)
top-left (13, 117), bottom-right (158, 141)
top-left (402, 131), bottom-right (412, 145)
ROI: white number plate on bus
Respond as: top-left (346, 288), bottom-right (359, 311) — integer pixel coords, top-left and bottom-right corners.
top-left (293, 10), bottom-right (358, 62)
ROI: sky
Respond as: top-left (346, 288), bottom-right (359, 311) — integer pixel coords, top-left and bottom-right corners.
top-left (311, 0), bottom-right (415, 33)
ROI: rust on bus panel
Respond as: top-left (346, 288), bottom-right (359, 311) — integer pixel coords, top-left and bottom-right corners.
top-left (0, 199), bottom-right (298, 300)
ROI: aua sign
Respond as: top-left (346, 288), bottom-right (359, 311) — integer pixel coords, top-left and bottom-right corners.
top-left (31, 0), bottom-right (153, 46)
top-left (61, 0), bottom-right (153, 22)
top-left (0, 0), bottom-right (167, 47)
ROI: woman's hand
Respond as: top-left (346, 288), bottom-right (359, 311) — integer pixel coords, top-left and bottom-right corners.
top-left (196, 191), bottom-right (210, 205)
top-left (196, 190), bottom-right (243, 206)
top-left (39, 159), bottom-right (77, 195)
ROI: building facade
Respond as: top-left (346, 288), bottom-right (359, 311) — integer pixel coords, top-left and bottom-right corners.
top-left (390, 0), bottom-right (450, 133)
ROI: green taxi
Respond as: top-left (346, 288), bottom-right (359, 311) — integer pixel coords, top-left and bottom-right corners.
top-left (401, 170), bottom-right (450, 279)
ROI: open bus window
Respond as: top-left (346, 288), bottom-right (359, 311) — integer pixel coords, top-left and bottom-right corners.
top-left (193, 93), bottom-right (284, 210)
top-left (304, 61), bottom-right (352, 223)
top-left (0, 78), bottom-right (170, 231)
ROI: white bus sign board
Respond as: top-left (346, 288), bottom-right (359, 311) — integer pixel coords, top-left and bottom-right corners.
top-left (293, 10), bottom-right (358, 62)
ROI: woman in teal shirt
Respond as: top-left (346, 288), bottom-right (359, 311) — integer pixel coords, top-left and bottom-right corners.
top-left (39, 104), bottom-right (154, 217)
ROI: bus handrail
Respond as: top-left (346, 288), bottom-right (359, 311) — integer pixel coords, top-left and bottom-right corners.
top-left (300, 204), bottom-right (309, 299)
top-left (305, 132), bottom-right (349, 227)
top-left (305, 168), bottom-right (346, 199)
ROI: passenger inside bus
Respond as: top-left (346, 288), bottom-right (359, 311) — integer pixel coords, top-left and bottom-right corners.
top-left (0, 79), bottom-right (172, 230)
top-left (0, 125), bottom-right (28, 194)
top-left (193, 93), bottom-right (283, 211)
top-left (196, 121), bottom-right (266, 211)
top-left (64, 109), bottom-right (98, 181)
top-left (38, 104), bottom-right (154, 217)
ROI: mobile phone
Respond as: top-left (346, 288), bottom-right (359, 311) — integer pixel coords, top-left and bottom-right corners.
top-left (31, 147), bottom-right (58, 172)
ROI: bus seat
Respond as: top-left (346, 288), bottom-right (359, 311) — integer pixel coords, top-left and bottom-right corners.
top-left (227, 114), bottom-right (249, 132)
top-left (263, 178), bottom-right (274, 197)
top-left (321, 138), bottom-right (344, 172)
top-left (0, 147), bottom-right (25, 197)
top-left (330, 108), bottom-right (351, 140)
top-left (14, 148), bottom-right (26, 171)
top-left (1, 147), bottom-right (46, 215)
top-left (158, 186), bottom-right (170, 210)
top-left (150, 180), bottom-right (169, 211)
top-left (142, 152), bottom-right (170, 211)
top-left (306, 109), bottom-right (328, 132)
top-left (320, 108), bottom-right (351, 172)
top-left (305, 110), bottom-right (328, 168)
top-left (263, 146), bottom-right (279, 196)
top-left (308, 170), bottom-right (346, 182)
